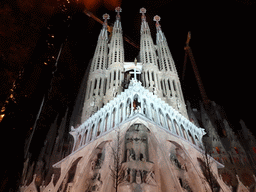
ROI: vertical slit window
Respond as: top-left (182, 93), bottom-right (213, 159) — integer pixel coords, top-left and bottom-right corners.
top-left (98, 78), bottom-right (102, 96)
top-left (94, 79), bottom-right (97, 89)
top-left (151, 72), bottom-right (154, 81)
top-left (109, 73), bottom-right (111, 89)
top-left (147, 71), bottom-right (150, 87)
top-left (168, 80), bottom-right (172, 96)
top-left (103, 78), bottom-right (107, 96)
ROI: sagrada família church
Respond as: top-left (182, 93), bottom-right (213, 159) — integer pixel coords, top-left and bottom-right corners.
top-left (20, 7), bottom-right (256, 192)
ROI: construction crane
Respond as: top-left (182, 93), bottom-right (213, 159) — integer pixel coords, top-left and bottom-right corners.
top-left (182, 32), bottom-right (210, 106)
top-left (83, 8), bottom-right (139, 49)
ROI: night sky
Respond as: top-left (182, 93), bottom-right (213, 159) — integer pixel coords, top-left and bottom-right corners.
top-left (1, 0), bottom-right (256, 148)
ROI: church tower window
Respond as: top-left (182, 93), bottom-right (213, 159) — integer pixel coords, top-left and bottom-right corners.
top-left (98, 78), bottom-right (102, 96)
top-left (103, 78), bottom-right (107, 96)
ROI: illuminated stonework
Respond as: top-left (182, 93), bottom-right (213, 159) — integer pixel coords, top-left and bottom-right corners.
top-left (20, 7), bottom-right (247, 192)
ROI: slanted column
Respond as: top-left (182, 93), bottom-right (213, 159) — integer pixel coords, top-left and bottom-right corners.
top-left (122, 102), bottom-right (126, 121)
top-left (131, 97), bottom-right (134, 116)
top-left (115, 107), bottom-right (119, 126)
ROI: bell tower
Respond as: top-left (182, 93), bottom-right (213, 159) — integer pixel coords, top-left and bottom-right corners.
top-left (153, 15), bottom-right (187, 118)
top-left (105, 7), bottom-right (125, 104)
top-left (81, 13), bottom-right (110, 122)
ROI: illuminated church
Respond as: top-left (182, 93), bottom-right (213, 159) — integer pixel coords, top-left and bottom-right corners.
top-left (20, 7), bottom-right (256, 192)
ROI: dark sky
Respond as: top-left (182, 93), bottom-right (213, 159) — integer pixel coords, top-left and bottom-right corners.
top-left (1, 0), bottom-right (255, 133)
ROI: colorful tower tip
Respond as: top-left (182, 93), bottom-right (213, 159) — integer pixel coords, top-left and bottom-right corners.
top-left (103, 13), bottom-right (110, 21)
top-left (115, 7), bottom-right (122, 13)
top-left (153, 15), bottom-right (161, 22)
top-left (140, 7), bottom-right (146, 14)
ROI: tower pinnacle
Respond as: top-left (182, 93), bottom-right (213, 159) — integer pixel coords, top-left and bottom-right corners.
top-left (140, 7), bottom-right (146, 21)
top-left (115, 7), bottom-right (122, 19)
top-left (153, 15), bottom-right (161, 29)
top-left (103, 13), bottom-right (110, 27)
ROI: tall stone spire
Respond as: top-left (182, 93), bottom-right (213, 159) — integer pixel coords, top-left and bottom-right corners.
top-left (91, 13), bottom-right (110, 72)
top-left (82, 14), bottom-right (110, 122)
top-left (153, 15), bottom-right (187, 118)
top-left (108, 7), bottom-right (124, 67)
top-left (139, 8), bottom-right (157, 67)
top-left (154, 15), bottom-right (176, 73)
top-left (104, 7), bottom-right (125, 104)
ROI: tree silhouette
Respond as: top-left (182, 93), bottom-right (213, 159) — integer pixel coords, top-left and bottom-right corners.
top-left (109, 129), bottom-right (124, 192)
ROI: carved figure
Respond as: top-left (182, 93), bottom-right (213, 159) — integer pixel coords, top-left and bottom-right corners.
top-left (91, 160), bottom-right (96, 171)
top-left (93, 173), bottom-right (103, 191)
top-left (136, 170), bottom-right (142, 184)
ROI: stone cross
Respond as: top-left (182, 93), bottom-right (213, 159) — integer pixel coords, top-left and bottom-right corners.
top-left (130, 58), bottom-right (141, 81)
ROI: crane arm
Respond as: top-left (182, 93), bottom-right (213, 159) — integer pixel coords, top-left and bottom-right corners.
top-left (183, 32), bottom-right (209, 105)
top-left (83, 9), bottom-right (112, 33)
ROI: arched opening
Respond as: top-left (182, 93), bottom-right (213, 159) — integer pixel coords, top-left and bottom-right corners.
top-left (75, 134), bottom-right (82, 151)
top-left (126, 99), bottom-right (131, 118)
top-left (97, 119), bottom-right (102, 137)
top-left (119, 103), bottom-right (123, 123)
top-left (112, 108), bottom-right (116, 128)
top-left (195, 135), bottom-right (199, 146)
top-left (83, 130), bottom-right (88, 144)
top-left (181, 125), bottom-right (187, 140)
top-left (188, 130), bottom-right (195, 145)
top-left (133, 94), bottom-right (141, 111)
top-left (104, 114), bottom-right (109, 132)
top-left (174, 120), bottom-right (180, 136)
top-left (89, 124), bottom-right (95, 141)
top-left (159, 109), bottom-right (165, 127)
top-left (151, 104), bottom-right (156, 121)
top-left (166, 114), bottom-right (172, 131)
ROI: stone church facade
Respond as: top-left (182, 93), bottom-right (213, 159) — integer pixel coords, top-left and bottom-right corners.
top-left (20, 7), bottom-right (256, 192)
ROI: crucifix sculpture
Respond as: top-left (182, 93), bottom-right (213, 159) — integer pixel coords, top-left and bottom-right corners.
top-left (130, 58), bottom-right (141, 81)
